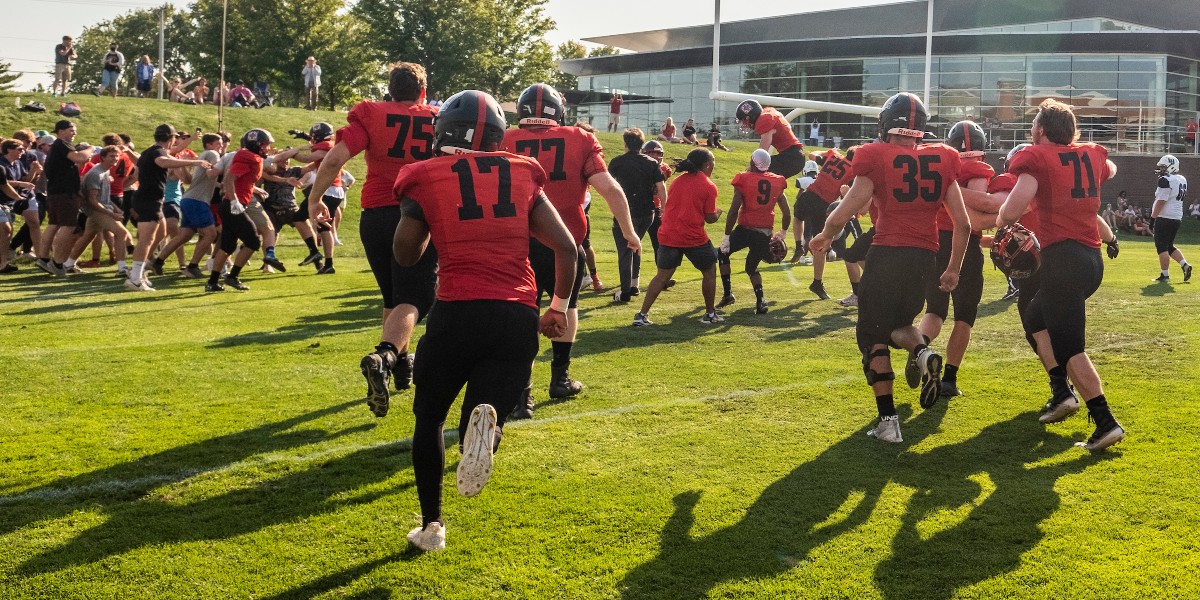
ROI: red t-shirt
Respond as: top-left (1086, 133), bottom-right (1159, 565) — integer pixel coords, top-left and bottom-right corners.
top-left (754, 107), bottom-right (803, 153)
top-left (501, 125), bottom-right (607, 244)
top-left (336, 100), bottom-right (438, 209)
top-left (806, 149), bottom-right (852, 203)
top-left (662, 123), bottom-right (676, 138)
top-left (851, 141), bottom-right (961, 252)
top-left (935, 158), bottom-right (994, 232)
top-left (227, 148), bottom-right (263, 206)
top-left (393, 152), bottom-right (547, 308)
top-left (731, 171), bottom-right (787, 229)
top-left (657, 171), bottom-right (718, 248)
top-left (309, 140), bottom-right (342, 190)
top-left (1007, 142), bottom-right (1109, 249)
top-left (610, 96), bottom-right (622, 113)
top-left (653, 162), bottom-right (673, 209)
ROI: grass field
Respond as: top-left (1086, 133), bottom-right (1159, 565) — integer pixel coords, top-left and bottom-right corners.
top-left (2, 95), bottom-right (1199, 599)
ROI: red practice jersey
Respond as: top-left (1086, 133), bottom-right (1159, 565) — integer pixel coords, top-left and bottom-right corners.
top-left (806, 149), bottom-right (852, 203)
top-left (731, 171), bottom-right (787, 229)
top-left (228, 148), bottom-right (263, 205)
top-left (502, 125), bottom-right (607, 244)
top-left (653, 162), bottom-right (673, 209)
top-left (851, 141), bottom-right (961, 252)
top-left (309, 140), bottom-right (342, 190)
top-left (657, 171), bottom-right (718, 248)
top-left (988, 172), bottom-right (1040, 233)
top-left (393, 152), bottom-right (547, 309)
top-left (755, 107), bottom-right (803, 153)
top-left (336, 100), bottom-right (438, 209)
top-left (1007, 142), bottom-right (1109, 249)
top-left (935, 158), bottom-right (994, 232)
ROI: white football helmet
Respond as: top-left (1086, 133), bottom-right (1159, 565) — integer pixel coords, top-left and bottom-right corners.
top-left (803, 160), bottom-right (818, 175)
top-left (1157, 154), bottom-right (1180, 175)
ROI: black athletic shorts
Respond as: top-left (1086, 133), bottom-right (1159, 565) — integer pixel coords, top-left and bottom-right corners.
top-left (412, 300), bottom-right (540, 439)
top-left (163, 202), bottom-right (181, 221)
top-left (924, 230), bottom-right (985, 326)
top-left (718, 226), bottom-right (770, 273)
top-left (529, 238), bottom-right (585, 309)
top-left (767, 145), bottom-right (807, 180)
top-left (1022, 240), bottom-right (1103, 368)
top-left (297, 194), bottom-right (342, 233)
top-left (842, 227), bottom-right (874, 264)
top-left (1154, 217), bottom-right (1181, 255)
top-left (360, 205), bottom-right (437, 317)
top-left (796, 189), bottom-right (831, 238)
top-left (657, 241), bottom-right (718, 271)
top-left (218, 203), bottom-right (261, 255)
top-left (856, 245), bottom-right (935, 352)
top-left (132, 196), bottom-right (164, 223)
top-left (263, 202), bottom-right (301, 231)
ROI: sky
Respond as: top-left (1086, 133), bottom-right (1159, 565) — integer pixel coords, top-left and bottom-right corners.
top-left (1, 0), bottom-right (902, 92)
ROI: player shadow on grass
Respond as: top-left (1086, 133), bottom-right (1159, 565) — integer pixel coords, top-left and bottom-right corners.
top-left (1141, 282), bottom-right (1178, 296)
top-left (619, 406), bottom-right (1101, 600)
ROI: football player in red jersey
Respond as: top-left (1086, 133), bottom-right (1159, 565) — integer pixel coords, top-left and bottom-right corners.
top-left (810, 92), bottom-right (970, 444)
top-left (795, 147), bottom-right (854, 299)
top-left (308, 63), bottom-right (439, 419)
top-left (206, 128), bottom-right (271, 292)
top-left (997, 99), bottom-right (1124, 451)
top-left (278, 121), bottom-right (342, 274)
top-left (392, 90), bottom-right (577, 552)
top-left (501, 83), bottom-right (641, 417)
top-left (915, 120), bottom-right (994, 399)
top-left (735, 99), bottom-right (807, 178)
top-left (716, 149), bottom-right (790, 314)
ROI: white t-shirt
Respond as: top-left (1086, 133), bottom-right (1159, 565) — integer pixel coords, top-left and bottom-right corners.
top-left (1155, 173), bottom-right (1187, 220)
top-left (796, 175), bottom-right (816, 192)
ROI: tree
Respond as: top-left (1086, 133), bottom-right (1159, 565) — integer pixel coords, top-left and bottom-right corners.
top-left (552, 40), bottom-right (587, 92)
top-left (0, 61), bottom-right (18, 94)
top-left (74, 6), bottom-right (191, 95)
top-left (589, 45), bottom-right (619, 58)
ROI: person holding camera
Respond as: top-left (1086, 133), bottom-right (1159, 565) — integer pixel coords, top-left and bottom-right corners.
top-left (52, 36), bottom-right (76, 97)
top-left (95, 43), bottom-right (125, 98)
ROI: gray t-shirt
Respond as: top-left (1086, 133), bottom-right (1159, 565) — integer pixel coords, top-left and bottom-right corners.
top-left (183, 150), bottom-right (222, 201)
top-left (83, 166), bottom-right (112, 209)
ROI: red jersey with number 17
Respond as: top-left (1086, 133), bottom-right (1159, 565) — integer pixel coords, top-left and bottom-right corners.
top-left (755, 107), bottom-right (803, 153)
top-left (851, 141), bottom-right (961, 252)
top-left (807, 149), bottom-right (852, 203)
top-left (394, 152), bottom-right (547, 308)
top-left (501, 125), bottom-right (607, 244)
top-left (731, 171), bottom-right (787, 229)
top-left (336, 100), bottom-right (438, 209)
top-left (1007, 142), bottom-right (1109, 249)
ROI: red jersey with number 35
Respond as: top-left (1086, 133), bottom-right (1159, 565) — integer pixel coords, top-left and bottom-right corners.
top-left (807, 149), bottom-right (852, 203)
top-left (336, 100), bottom-right (438, 209)
top-left (935, 158), bottom-right (994, 232)
top-left (394, 152), bottom-right (547, 308)
top-left (501, 125), bottom-right (607, 244)
top-left (852, 141), bottom-right (961, 252)
top-left (755, 107), bottom-right (803, 153)
top-left (731, 171), bottom-right (787, 229)
top-left (1007, 142), bottom-right (1108, 249)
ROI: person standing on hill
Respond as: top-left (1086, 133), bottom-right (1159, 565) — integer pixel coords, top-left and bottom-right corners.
top-left (52, 36), bottom-right (76, 97)
top-left (302, 56), bottom-right (322, 110)
top-left (95, 43), bottom-right (125, 98)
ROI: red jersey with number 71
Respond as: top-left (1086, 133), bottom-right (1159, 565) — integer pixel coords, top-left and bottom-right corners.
top-left (1007, 142), bottom-right (1108, 249)
top-left (394, 152), bottom-right (548, 308)
top-left (731, 171), bottom-right (787, 229)
top-left (851, 140), bottom-right (961, 252)
top-left (501, 125), bottom-right (607, 244)
top-left (335, 100), bottom-right (438, 209)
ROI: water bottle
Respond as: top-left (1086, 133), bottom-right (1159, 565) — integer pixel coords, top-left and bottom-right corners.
top-left (15, 97), bottom-right (20, 107)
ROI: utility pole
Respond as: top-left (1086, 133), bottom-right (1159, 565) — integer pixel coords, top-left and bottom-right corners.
top-left (158, 5), bottom-right (165, 100)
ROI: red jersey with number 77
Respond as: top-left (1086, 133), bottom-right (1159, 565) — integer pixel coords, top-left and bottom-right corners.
top-left (335, 100), bottom-right (438, 209)
top-left (501, 125), bottom-right (607, 244)
top-left (731, 171), bottom-right (787, 229)
top-left (394, 152), bottom-right (547, 308)
top-left (851, 140), bottom-right (961, 252)
top-left (1006, 142), bottom-right (1108, 249)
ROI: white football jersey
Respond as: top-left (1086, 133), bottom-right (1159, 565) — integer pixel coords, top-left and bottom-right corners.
top-left (1155, 173), bottom-right (1187, 220)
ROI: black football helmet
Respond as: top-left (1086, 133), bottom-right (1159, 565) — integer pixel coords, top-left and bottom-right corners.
top-left (517, 83), bottom-right (565, 127)
top-left (309, 122), bottom-right (334, 142)
top-left (991, 224), bottom-right (1041, 279)
top-left (433, 90), bottom-right (507, 154)
top-left (735, 99), bottom-right (763, 126)
top-left (877, 93), bottom-right (929, 140)
top-left (947, 120), bottom-right (986, 156)
top-left (240, 128), bottom-right (274, 157)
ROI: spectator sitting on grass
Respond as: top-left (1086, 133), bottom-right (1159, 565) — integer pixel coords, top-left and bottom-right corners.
top-left (1133, 216), bottom-right (1152, 236)
top-left (192, 78), bottom-right (209, 105)
top-left (660, 117), bottom-right (678, 142)
top-left (706, 123), bottom-right (731, 151)
top-left (230, 81), bottom-right (258, 108)
top-left (681, 119), bottom-right (700, 145)
top-left (161, 74), bottom-right (201, 104)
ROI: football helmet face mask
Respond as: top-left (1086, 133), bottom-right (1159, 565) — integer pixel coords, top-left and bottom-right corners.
top-left (517, 83), bottom-right (565, 127)
top-left (309, 122), bottom-right (334, 142)
top-left (241, 128), bottom-right (274, 157)
top-left (947, 120), bottom-right (987, 157)
top-left (433, 90), bottom-right (508, 154)
top-left (877, 93), bottom-right (928, 140)
top-left (735, 99), bottom-right (763, 127)
top-left (1157, 154), bottom-right (1180, 175)
top-left (991, 224), bottom-right (1041, 279)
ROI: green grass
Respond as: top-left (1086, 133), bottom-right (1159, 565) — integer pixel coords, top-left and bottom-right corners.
top-left (2, 97), bottom-right (1200, 599)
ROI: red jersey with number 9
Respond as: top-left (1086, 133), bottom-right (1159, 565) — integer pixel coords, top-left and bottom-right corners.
top-left (1007, 142), bottom-right (1108, 249)
top-left (731, 171), bottom-right (787, 229)
top-left (336, 100), bottom-right (438, 209)
top-left (501, 125), bottom-right (607, 244)
top-left (851, 141), bottom-right (961, 252)
top-left (394, 152), bottom-right (547, 308)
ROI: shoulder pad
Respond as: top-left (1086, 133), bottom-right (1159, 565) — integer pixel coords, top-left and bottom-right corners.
top-left (1159, 176), bottom-right (1171, 189)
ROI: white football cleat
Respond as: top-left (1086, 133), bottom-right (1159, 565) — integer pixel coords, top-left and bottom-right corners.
top-left (407, 522), bottom-right (446, 552)
top-left (868, 415), bottom-right (902, 443)
top-left (457, 404), bottom-right (497, 498)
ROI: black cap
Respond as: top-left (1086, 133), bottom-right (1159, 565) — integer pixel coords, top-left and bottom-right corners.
top-left (153, 124), bottom-right (177, 142)
top-left (53, 119), bottom-right (74, 132)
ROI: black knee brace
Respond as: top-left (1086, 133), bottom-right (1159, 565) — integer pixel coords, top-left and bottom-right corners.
top-left (862, 348), bottom-right (895, 385)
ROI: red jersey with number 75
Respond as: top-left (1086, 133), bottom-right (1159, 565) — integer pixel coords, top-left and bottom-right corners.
top-left (851, 141), bottom-right (961, 252)
top-left (731, 171), bottom-right (787, 229)
top-left (336, 100), bottom-right (438, 209)
top-left (394, 152), bottom-right (548, 308)
top-left (501, 125), bottom-right (607, 244)
top-left (1006, 142), bottom-right (1108, 249)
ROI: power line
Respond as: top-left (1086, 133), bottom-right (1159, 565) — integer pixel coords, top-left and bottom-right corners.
top-left (0, 57), bottom-right (56, 65)
top-left (0, 36), bottom-right (62, 43)
top-left (24, 0), bottom-right (170, 8)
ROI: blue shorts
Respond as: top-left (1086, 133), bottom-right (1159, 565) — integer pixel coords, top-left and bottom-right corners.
top-left (180, 198), bottom-right (216, 229)
top-left (101, 69), bottom-right (120, 88)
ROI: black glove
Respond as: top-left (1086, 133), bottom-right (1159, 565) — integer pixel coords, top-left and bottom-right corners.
top-left (1105, 238), bottom-right (1119, 259)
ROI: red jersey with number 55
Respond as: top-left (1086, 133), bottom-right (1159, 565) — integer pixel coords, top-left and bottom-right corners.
top-left (935, 158), bottom-right (994, 232)
top-left (336, 100), bottom-right (438, 209)
top-left (755, 107), bottom-right (803, 153)
top-left (852, 141), bottom-right (961, 252)
top-left (394, 152), bottom-right (547, 308)
top-left (807, 149), bottom-right (852, 203)
top-left (501, 125), bottom-right (607, 244)
top-left (1007, 142), bottom-right (1108, 249)
top-left (731, 171), bottom-right (787, 229)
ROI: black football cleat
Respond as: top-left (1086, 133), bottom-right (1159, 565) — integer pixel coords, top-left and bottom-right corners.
top-left (904, 351), bottom-right (920, 389)
top-left (263, 255), bottom-right (287, 272)
top-left (393, 353), bottom-right (413, 391)
top-left (224, 276), bottom-right (250, 290)
top-left (809, 280), bottom-right (830, 300)
top-left (548, 366), bottom-right (583, 399)
top-left (716, 294), bottom-right (736, 308)
top-left (361, 353), bottom-right (392, 418)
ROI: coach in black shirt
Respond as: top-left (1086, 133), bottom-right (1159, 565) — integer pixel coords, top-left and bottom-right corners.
top-left (608, 128), bottom-right (666, 302)
top-left (37, 119), bottom-right (92, 275)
